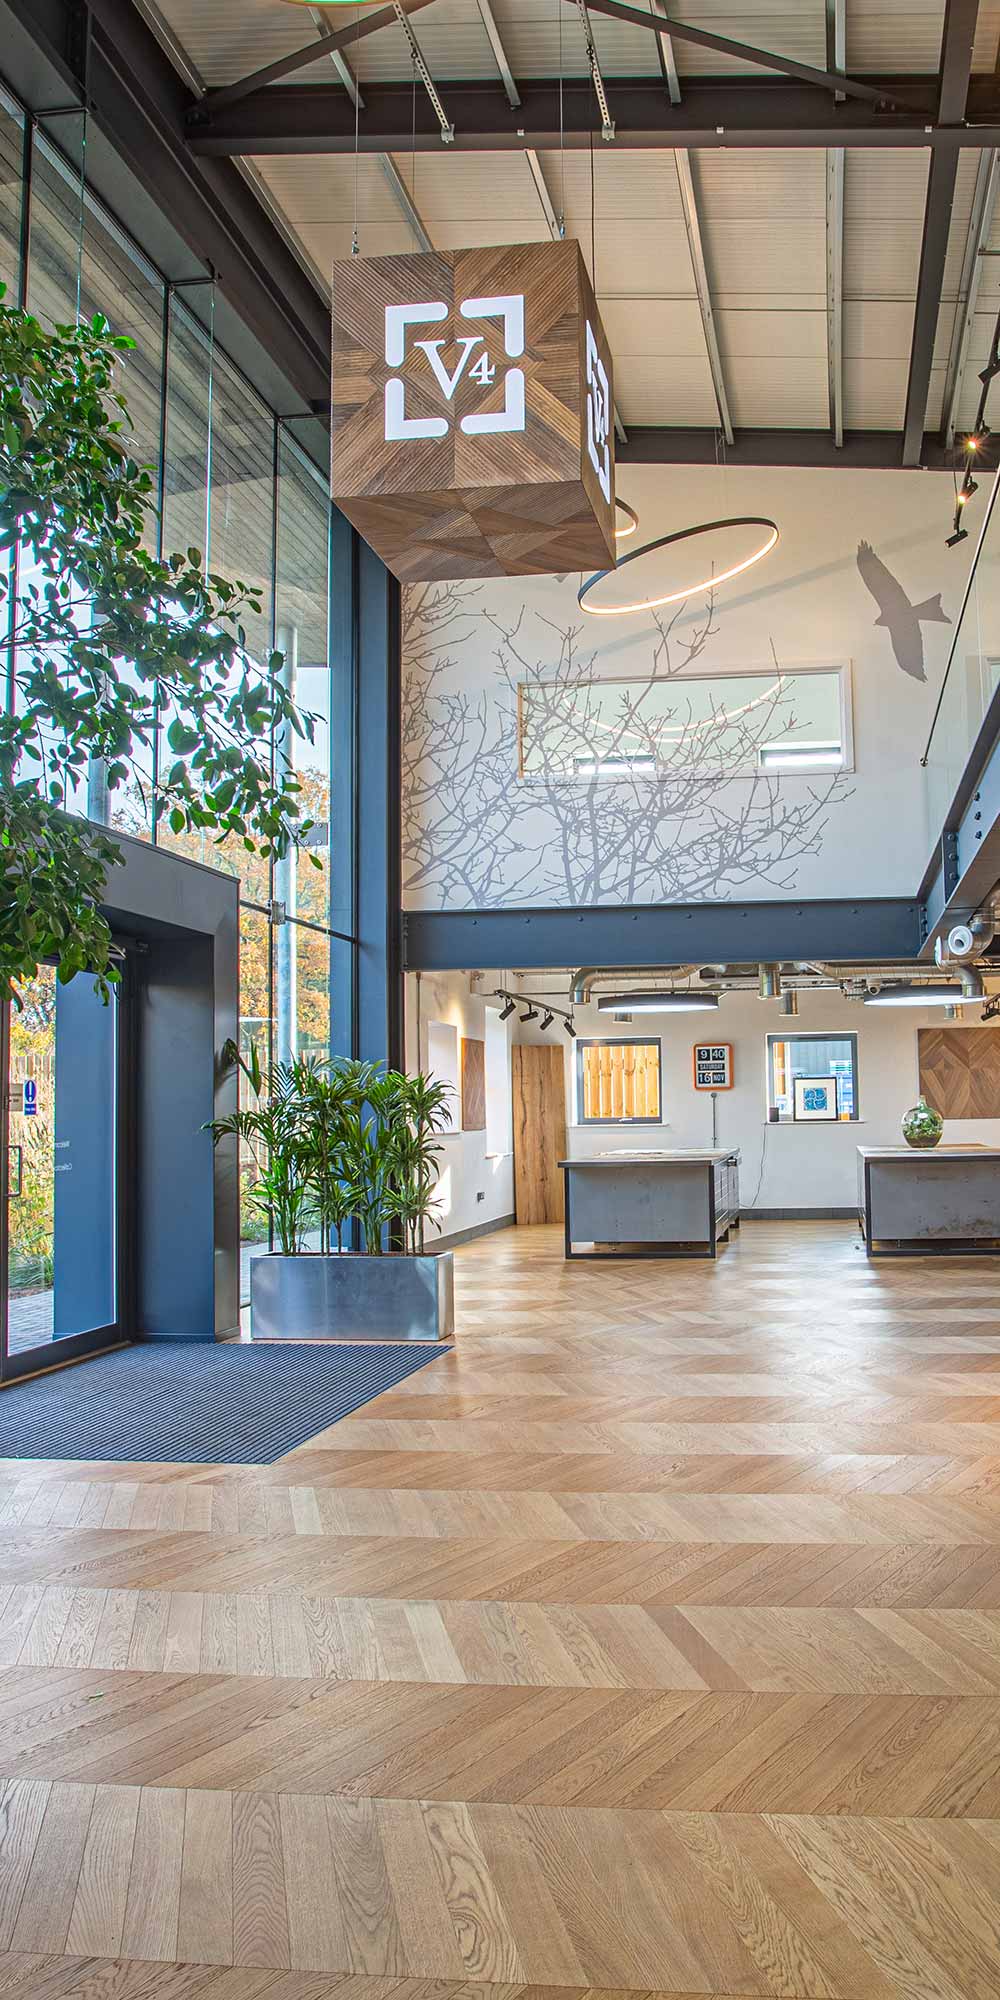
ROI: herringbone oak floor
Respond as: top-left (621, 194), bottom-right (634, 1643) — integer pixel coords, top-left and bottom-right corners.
top-left (5, 1221), bottom-right (1000, 1996)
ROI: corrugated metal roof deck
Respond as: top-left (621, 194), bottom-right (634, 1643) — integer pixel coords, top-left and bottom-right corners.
top-left (146, 0), bottom-right (1000, 438)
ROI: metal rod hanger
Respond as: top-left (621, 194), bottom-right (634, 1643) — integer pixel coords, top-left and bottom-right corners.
top-left (392, 0), bottom-right (455, 141)
top-left (576, 0), bottom-right (615, 140)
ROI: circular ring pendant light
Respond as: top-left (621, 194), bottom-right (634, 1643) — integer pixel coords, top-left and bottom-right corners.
top-left (578, 516), bottom-right (779, 618)
top-left (615, 498), bottom-right (640, 542)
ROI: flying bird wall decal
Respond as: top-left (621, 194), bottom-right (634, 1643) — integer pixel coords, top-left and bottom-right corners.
top-left (856, 540), bottom-right (950, 682)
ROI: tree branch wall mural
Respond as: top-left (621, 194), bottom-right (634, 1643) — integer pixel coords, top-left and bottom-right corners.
top-left (402, 579), bottom-right (853, 909)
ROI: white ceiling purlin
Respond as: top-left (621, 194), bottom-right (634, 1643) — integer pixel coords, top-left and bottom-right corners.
top-left (475, 0), bottom-right (521, 108)
top-left (826, 149), bottom-right (845, 447)
top-left (307, 4), bottom-right (363, 108)
top-left (674, 153), bottom-right (734, 445)
top-left (379, 153), bottom-right (435, 250)
top-left (525, 149), bottom-right (564, 238)
top-left (646, 0), bottom-right (681, 107)
top-left (826, 0), bottom-right (845, 446)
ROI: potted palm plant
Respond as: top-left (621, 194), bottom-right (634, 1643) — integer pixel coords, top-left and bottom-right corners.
top-left (209, 1048), bottom-right (455, 1340)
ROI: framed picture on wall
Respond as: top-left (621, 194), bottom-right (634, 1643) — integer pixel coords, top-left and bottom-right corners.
top-left (793, 1075), bottom-right (838, 1122)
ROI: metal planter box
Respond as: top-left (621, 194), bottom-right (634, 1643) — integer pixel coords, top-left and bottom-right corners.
top-left (250, 1251), bottom-right (455, 1342)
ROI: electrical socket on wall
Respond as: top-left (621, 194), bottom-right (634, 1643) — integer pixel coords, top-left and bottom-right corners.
top-left (477, 1191), bottom-right (485, 1203)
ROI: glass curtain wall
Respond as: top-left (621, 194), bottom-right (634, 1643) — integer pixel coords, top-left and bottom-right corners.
top-left (0, 80), bottom-right (355, 1301)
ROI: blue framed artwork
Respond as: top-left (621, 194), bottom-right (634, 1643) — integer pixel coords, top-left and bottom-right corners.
top-left (793, 1075), bottom-right (838, 1122)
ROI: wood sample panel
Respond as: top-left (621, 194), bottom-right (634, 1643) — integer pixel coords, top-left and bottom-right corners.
top-left (460, 1037), bottom-right (486, 1130)
top-left (918, 1025), bottom-right (1000, 1118)
top-left (512, 1041), bottom-right (566, 1223)
top-left (331, 240), bottom-right (616, 582)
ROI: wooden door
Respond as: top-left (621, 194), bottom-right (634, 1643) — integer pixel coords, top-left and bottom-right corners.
top-left (513, 1043), bottom-right (566, 1223)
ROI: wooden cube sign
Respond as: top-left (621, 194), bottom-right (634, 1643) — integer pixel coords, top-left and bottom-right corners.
top-left (331, 241), bottom-right (616, 582)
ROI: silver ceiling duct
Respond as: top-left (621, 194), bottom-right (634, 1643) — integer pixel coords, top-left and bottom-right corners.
top-left (571, 962), bottom-right (994, 1006)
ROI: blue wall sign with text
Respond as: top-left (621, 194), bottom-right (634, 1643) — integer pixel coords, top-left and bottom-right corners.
top-left (22, 1079), bottom-right (38, 1118)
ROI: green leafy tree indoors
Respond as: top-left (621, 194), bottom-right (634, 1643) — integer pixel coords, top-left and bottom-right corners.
top-left (0, 286), bottom-right (315, 1002)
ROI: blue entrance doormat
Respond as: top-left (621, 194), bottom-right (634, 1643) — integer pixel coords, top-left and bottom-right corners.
top-left (0, 1341), bottom-right (446, 1464)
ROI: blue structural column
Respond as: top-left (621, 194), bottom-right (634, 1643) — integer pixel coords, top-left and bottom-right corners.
top-left (330, 509), bottom-right (403, 1072)
top-left (52, 974), bottom-right (118, 1339)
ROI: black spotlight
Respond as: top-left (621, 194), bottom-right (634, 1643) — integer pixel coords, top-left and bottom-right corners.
top-left (564, 1017), bottom-right (577, 1039)
top-left (520, 1004), bottom-right (538, 1023)
top-left (499, 997), bottom-right (515, 1020)
top-left (540, 1010), bottom-right (554, 1030)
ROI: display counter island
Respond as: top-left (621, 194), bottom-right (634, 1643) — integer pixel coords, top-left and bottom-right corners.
top-left (857, 1145), bottom-right (1000, 1256)
top-left (559, 1149), bottom-right (740, 1260)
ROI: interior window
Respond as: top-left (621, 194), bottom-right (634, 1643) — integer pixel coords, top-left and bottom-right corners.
top-left (768, 1033), bottom-right (859, 1122)
top-left (520, 667), bottom-right (850, 781)
top-left (577, 1040), bottom-right (661, 1123)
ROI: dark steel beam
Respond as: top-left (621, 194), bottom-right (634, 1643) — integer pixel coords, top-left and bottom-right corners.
top-left (186, 75), bottom-right (998, 156)
top-left (403, 900), bottom-right (926, 972)
top-left (902, 0), bottom-right (981, 465)
top-left (195, 0), bottom-right (440, 113)
top-left (617, 425), bottom-right (990, 468)
top-left (940, 147), bottom-right (999, 444)
top-left (572, 0), bottom-right (914, 107)
top-left (304, 418), bottom-right (988, 467)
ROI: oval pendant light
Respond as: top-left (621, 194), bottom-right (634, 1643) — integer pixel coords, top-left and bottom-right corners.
top-left (579, 516), bottom-right (779, 618)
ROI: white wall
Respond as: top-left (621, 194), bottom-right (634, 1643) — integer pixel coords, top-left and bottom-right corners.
top-left (404, 970), bottom-right (515, 1242)
top-left (403, 461), bottom-right (975, 911)
top-left (514, 984), bottom-right (1000, 1212)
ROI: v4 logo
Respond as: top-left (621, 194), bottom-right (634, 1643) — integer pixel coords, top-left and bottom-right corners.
top-left (384, 294), bottom-right (526, 441)
top-left (414, 335), bottom-right (497, 400)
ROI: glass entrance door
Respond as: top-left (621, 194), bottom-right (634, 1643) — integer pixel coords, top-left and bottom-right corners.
top-left (2, 962), bottom-right (127, 1379)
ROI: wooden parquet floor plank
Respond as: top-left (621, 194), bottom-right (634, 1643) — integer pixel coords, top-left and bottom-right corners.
top-left (8, 1220), bottom-right (1000, 1993)
top-left (6, 1782), bottom-right (1000, 1992)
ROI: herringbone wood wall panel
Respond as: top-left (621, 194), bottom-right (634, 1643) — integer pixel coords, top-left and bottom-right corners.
top-left (918, 1024), bottom-right (1000, 1117)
